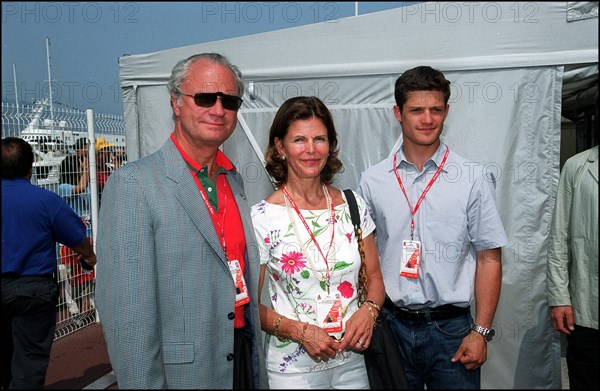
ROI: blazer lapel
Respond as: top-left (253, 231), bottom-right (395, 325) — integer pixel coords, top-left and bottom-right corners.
top-left (161, 141), bottom-right (229, 266)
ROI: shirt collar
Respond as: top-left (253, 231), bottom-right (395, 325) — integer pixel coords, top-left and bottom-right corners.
top-left (393, 141), bottom-right (448, 171)
top-left (170, 132), bottom-right (236, 173)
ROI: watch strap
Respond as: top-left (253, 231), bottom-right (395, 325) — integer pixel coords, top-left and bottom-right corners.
top-left (471, 323), bottom-right (494, 341)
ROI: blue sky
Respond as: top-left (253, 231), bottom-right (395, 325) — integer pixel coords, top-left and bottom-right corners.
top-left (2, 2), bottom-right (415, 116)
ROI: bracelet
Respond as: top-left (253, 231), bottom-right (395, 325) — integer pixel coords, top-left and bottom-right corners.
top-left (273, 315), bottom-right (288, 342)
top-left (365, 303), bottom-right (378, 323)
top-left (364, 300), bottom-right (380, 324)
top-left (365, 300), bottom-right (381, 312)
top-left (298, 323), bottom-right (309, 347)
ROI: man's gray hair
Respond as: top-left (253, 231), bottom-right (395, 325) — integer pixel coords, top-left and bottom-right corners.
top-left (167, 53), bottom-right (244, 107)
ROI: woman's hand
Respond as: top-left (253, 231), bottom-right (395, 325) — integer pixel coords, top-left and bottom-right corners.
top-left (337, 305), bottom-right (376, 352)
top-left (299, 323), bottom-right (343, 363)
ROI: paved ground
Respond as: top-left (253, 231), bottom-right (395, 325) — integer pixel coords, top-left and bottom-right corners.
top-left (43, 322), bottom-right (570, 389)
top-left (44, 323), bottom-right (116, 389)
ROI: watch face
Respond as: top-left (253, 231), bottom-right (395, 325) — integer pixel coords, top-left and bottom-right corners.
top-left (486, 329), bottom-right (496, 341)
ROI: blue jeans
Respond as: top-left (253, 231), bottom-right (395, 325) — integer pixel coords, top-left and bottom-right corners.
top-left (384, 310), bottom-right (480, 389)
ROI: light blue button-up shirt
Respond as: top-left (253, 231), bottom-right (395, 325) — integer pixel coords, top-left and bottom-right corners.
top-left (358, 141), bottom-right (508, 309)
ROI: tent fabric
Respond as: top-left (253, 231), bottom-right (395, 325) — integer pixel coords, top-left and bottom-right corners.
top-left (119, 2), bottom-right (598, 389)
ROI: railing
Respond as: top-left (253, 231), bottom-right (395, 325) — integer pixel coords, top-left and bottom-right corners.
top-left (2, 101), bottom-right (125, 144)
top-left (2, 101), bottom-right (126, 340)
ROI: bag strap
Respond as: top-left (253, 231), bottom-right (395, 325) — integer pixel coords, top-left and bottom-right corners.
top-left (344, 189), bottom-right (361, 230)
top-left (344, 189), bottom-right (368, 304)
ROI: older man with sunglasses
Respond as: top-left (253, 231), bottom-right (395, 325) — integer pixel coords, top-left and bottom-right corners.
top-left (95, 53), bottom-right (267, 389)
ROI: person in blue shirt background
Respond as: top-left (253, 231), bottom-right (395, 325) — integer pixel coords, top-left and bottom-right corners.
top-left (59, 137), bottom-right (91, 223)
top-left (1, 137), bottom-right (96, 389)
top-left (58, 138), bottom-right (95, 324)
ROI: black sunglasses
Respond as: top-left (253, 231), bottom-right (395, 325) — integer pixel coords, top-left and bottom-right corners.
top-left (181, 91), bottom-right (243, 111)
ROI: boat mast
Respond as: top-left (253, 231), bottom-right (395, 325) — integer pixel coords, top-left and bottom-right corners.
top-left (13, 64), bottom-right (20, 116)
top-left (46, 36), bottom-right (55, 137)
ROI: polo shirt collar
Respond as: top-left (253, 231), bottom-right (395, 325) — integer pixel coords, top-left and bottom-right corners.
top-left (169, 132), bottom-right (237, 174)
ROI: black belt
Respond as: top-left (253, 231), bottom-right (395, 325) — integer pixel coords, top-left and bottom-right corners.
top-left (384, 297), bottom-right (470, 322)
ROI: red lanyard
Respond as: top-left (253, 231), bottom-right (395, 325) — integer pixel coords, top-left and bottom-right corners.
top-left (191, 171), bottom-right (229, 255)
top-left (281, 185), bottom-right (335, 282)
top-left (393, 146), bottom-right (449, 240)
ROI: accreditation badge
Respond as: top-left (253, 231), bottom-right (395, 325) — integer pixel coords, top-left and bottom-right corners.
top-left (400, 240), bottom-right (421, 279)
top-left (316, 293), bottom-right (344, 335)
top-left (228, 259), bottom-right (250, 307)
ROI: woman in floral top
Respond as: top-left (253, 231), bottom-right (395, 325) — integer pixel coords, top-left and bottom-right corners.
top-left (251, 96), bottom-right (385, 389)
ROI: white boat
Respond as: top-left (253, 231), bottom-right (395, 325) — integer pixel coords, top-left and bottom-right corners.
top-left (20, 99), bottom-right (126, 154)
top-left (31, 149), bottom-right (66, 193)
top-left (21, 124), bottom-right (126, 154)
top-left (19, 99), bottom-right (127, 192)
top-left (13, 38), bottom-right (126, 191)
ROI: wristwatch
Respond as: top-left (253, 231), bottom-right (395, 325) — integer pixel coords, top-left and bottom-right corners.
top-left (471, 323), bottom-right (495, 342)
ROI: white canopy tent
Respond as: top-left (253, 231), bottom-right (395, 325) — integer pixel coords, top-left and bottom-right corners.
top-left (119, 2), bottom-right (598, 388)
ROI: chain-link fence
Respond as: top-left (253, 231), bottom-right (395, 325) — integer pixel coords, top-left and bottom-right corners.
top-left (2, 101), bottom-right (126, 340)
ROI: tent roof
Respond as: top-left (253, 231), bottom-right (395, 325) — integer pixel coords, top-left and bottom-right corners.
top-left (120, 2), bottom-right (598, 85)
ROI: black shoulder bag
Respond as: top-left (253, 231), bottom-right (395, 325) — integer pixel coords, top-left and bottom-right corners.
top-left (344, 189), bottom-right (409, 390)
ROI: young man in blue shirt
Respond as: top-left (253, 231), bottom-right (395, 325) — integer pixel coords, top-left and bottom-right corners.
top-left (358, 66), bottom-right (507, 389)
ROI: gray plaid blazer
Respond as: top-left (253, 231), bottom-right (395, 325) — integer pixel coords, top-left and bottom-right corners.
top-left (96, 139), bottom-right (267, 389)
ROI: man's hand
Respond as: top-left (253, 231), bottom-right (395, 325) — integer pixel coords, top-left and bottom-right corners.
top-left (451, 331), bottom-right (488, 370)
top-left (550, 306), bottom-right (575, 335)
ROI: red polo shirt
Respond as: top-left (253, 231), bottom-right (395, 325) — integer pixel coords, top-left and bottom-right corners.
top-left (171, 134), bottom-right (247, 328)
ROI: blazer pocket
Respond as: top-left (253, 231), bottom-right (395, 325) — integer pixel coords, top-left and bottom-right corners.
top-left (162, 342), bottom-right (195, 364)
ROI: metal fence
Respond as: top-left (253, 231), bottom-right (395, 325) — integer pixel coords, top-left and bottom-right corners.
top-left (2, 101), bottom-right (126, 340)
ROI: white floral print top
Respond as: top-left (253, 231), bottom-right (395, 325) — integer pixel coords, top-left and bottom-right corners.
top-left (251, 189), bottom-right (375, 374)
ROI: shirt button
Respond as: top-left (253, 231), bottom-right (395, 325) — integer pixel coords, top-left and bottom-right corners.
top-left (227, 312), bottom-right (235, 320)
top-left (207, 187), bottom-right (213, 192)
top-left (226, 353), bottom-right (234, 361)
